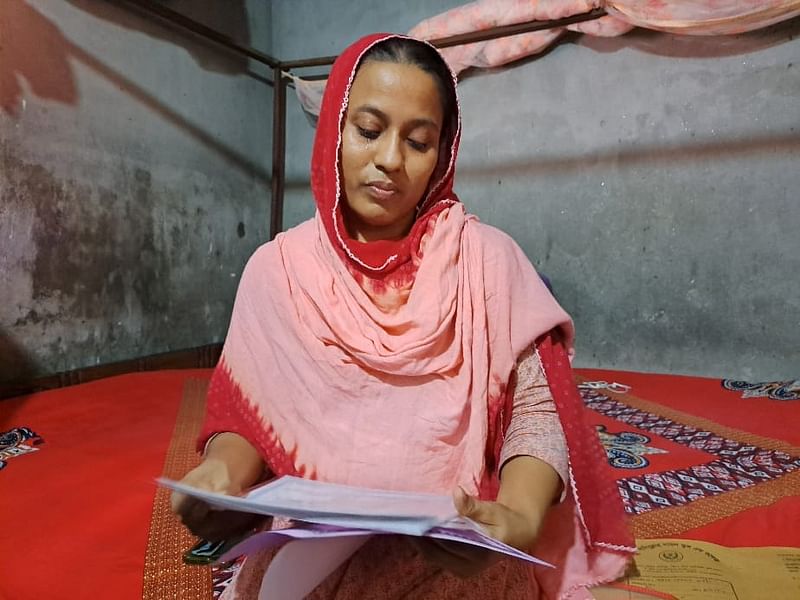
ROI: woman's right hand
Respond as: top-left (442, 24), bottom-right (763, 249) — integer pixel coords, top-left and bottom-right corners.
top-left (170, 456), bottom-right (266, 542)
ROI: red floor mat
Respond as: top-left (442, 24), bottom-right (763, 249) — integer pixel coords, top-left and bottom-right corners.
top-left (1, 367), bottom-right (797, 599)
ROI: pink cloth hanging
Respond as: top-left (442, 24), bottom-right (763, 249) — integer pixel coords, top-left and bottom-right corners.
top-left (408, 0), bottom-right (800, 74)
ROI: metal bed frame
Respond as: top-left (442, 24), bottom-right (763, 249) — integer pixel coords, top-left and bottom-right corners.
top-left (0, 2), bottom-right (608, 398)
top-left (116, 1), bottom-right (606, 240)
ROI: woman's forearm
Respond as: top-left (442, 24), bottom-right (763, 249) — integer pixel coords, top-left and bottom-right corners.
top-left (496, 455), bottom-right (562, 524)
top-left (204, 432), bottom-right (266, 492)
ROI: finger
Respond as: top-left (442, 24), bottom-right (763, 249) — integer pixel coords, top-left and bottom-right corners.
top-left (187, 499), bottom-right (211, 525)
top-left (170, 491), bottom-right (186, 514)
top-left (453, 487), bottom-right (498, 526)
top-left (173, 497), bottom-right (210, 533)
top-left (192, 511), bottom-right (265, 542)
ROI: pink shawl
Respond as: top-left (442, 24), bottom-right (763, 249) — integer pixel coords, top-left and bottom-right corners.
top-left (200, 33), bottom-right (634, 598)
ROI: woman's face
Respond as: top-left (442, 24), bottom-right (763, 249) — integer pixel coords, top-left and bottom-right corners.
top-left (340, 60), bottom-right (444, 242)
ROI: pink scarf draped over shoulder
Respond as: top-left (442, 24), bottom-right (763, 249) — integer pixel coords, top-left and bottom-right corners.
top-left (202, 203), bottom-right (570, 494)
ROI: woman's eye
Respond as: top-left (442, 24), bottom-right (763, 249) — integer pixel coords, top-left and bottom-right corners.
top-left (407, 139), bottom-right (428, 152)
top-left (357, 126), bottom-right (380, 140)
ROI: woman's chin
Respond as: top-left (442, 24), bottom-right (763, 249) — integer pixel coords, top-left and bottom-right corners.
top-left (346, 212), bottom-right (415, 241)
top-left (352, 207), bottom-right (404, 228)
top-left (363, 214), bottom-right (400, 228)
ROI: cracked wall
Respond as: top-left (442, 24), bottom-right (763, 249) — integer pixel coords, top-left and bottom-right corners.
top-left (0, 0), bottom-right (273, 382)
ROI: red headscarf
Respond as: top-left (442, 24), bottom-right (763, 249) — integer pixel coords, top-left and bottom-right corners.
top-left (311, 33), bottom-right (461, 277)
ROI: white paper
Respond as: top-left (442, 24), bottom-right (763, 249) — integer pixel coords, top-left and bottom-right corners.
top-left (219, 520), bottom-right (553, 568)
top-left (248, 476), bottom-right (457, 521)
top-left (159, 475), bottom-right (457, 535)
top-left (426, 521), bottom-right (548, 564)
top-left (219, 525), bottom-right (375, 561)
top-left (161, 475), bottom-right (554, 581)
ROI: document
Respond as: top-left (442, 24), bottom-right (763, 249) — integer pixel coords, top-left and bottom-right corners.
top-left (592, 539), bottom-right (800, 600)
top-left (160, 475), bottom-right (459, 535)
top-left (159, 475), bottom-right (553, 566)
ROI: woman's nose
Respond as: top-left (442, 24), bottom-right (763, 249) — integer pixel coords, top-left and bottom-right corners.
top-left (373, 132), bottom-right (402, 173)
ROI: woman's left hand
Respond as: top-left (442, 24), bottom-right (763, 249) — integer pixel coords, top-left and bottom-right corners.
top-left (455, 486), bottom-right (543, 553)
top-left (413, 487), bottom-right (543, 578)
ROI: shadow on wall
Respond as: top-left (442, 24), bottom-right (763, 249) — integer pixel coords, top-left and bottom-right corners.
top-left (455, 132), bottom-right (800, 179)
top-left (0, 329), bottom-right (37, 384)
top-left (64, 0), bottom-right (253, 74)
top-left (0, 0), bottom-right (270, 181)
top-left (0, 330), bottom-right (37, 418)
top-left (0, 0), bottom-right (78, 116)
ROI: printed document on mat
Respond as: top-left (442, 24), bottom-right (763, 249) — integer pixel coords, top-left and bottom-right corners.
top-left (593, 539), bottom-right (800, 600)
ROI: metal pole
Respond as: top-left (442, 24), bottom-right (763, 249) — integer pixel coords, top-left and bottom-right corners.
top-left (433, 8), bottom-right (606, 49)
top-left (270, 68), bottom-right (287, 240)
top-left (279, 8), bottom-right (606, 69)
top-left (114, 0), bottom-right (280, 68)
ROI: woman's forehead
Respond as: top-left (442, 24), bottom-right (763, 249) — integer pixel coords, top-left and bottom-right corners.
top-left (347, 61), bottom-right (443, 124)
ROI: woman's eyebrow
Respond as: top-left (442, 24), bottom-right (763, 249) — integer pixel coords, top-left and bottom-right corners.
top-left (354, 105), bottom-right (440, 132)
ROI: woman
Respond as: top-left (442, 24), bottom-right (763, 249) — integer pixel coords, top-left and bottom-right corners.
top-left (172, 34), bottom-right (634, 599)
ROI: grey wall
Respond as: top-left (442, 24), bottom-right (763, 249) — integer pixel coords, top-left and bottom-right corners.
top-left (0, 0), bottom-right (273, 382)
top-left (272, 1), bottom-right (800, 380)
top-left (2, 0), bottom-right (797, 384)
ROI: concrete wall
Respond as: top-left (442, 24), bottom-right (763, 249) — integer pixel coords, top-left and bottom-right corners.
top-left (3, 1), bottom-right (797, 383)
top-left (272, 1), bottom-right (800, 380)
top-left (0, 0), bottom-right (273, 382)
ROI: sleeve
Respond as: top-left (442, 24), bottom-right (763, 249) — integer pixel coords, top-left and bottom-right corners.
top-left (195, 244), bottom-right (275, 458)
top-left (499, 345), bottom-right (569, 490)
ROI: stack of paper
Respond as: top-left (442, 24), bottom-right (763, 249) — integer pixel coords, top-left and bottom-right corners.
top-left (159, 476), bottom-right (552, 599)
top-left (162, 475), bottom-right (458, 535)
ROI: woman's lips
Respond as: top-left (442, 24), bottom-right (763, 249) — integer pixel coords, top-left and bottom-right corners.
top-left (364, 181), bottom-right (399, 200)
